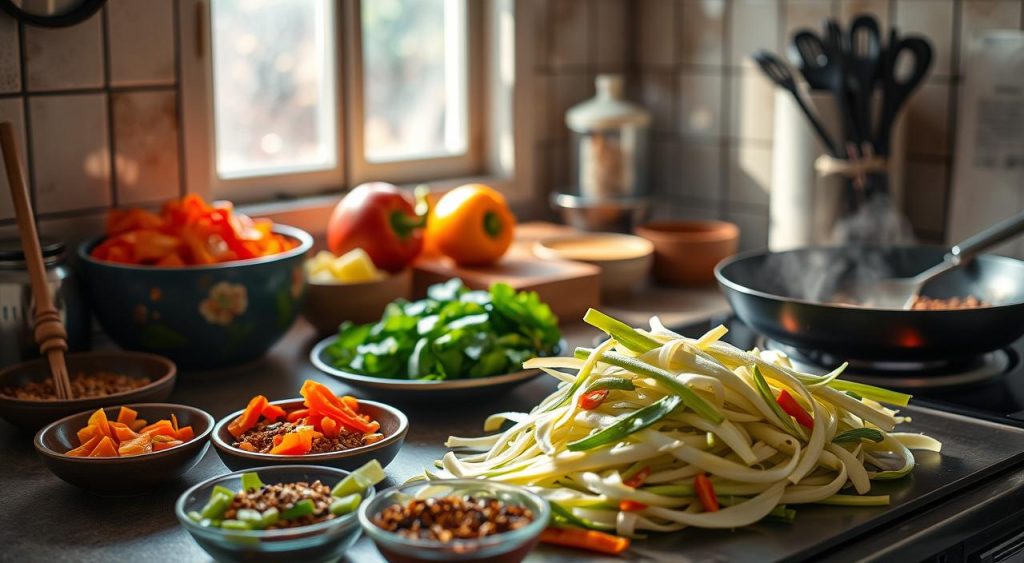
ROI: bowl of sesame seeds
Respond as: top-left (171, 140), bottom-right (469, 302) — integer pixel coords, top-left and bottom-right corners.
top-left (358, 479), bottom-right (550, 563)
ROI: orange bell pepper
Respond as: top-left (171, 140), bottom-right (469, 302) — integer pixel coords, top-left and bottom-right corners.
top-left (261, 403), bottom-right (287, 421)
top-left (228, 395), bottom-right (269, 438)
top-left (175, 426), bottom-right (195, 441)
top-left (286, 408), bottom-right (310, 423)
top-left (88, 409), bottom-right (112, 438)
top-left (424, 184), bottom-right (515, 267)
top-left (76, 425), bottom-right (95, 444)
top-left (128, 419), bottom-right (148, 432)
top-left (116, 406), bottom-right (138, 425)
top-left (300, 381), bottom-right (374, 433)
top-left (111, 422), bottom-right (139, 442)
top-left (66, 435), bottom-right (103, 457)
top-left (118, 434), bottom-right (153, 457)
top-left (153, 440), bottom-right (184, 452)
top-left (269, 428), bottom-right (314, 455)
top-left (321, 416), bottom-right (339, 439)
top-left (141, 420), bottom-right (176, 437)
top-left (88, 436), bottom-right (119, 457)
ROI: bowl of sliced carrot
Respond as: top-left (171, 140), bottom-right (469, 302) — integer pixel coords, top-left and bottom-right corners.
top-left (34, 403), bottom-right (214, 493)
top-left (211, 380), bottom-right (407, 472)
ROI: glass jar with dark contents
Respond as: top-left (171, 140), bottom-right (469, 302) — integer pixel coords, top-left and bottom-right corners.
top-left (0, 237), bottom-right (88, 366)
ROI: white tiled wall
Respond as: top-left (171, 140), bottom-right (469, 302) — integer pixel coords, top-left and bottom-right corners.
top-left (0, 3), bottom-right (181, 231)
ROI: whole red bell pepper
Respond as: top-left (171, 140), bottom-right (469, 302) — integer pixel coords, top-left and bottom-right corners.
top-left (326, 182), bottom-right (424, 273)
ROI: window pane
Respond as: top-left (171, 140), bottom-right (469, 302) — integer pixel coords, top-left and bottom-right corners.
top-left (211, 0), bottom-right (337, 179)
top-left (361, 0), bottom-right (467, 162)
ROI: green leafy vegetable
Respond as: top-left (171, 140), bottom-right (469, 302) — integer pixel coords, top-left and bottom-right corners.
top-left (324, 279), bottom-right (561, 381)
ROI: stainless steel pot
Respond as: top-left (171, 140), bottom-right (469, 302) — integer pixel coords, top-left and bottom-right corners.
top-left (0, 238), bottom-right (88, 367)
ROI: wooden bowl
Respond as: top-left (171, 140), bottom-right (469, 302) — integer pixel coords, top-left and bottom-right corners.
top-left (211, 398), bottom-right (408, 471)
top-left (533, 233), bottom-right (653, 294)
top-left (0, 351), bottom-right (177, 431)
top-left (302, 269), bottom-right (412, 335)
top-left (635, 221), bottom-right (739, 286)
top-left (34, 403), bottom-right (213, 493)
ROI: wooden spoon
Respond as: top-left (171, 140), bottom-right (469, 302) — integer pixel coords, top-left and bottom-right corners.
top-left (0, 121), bottom-right (73, 399)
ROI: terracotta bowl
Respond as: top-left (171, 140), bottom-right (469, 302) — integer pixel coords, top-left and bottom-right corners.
top-left (302, 269), bottom-right (412, 335)
top-left (211, 398), bottom-right (408, 472)
top-left (0, 351), bottom-right (177, 431)
top-left (34, 402), bottom-right (213, 493)
top-left (533, 233), bottom-right (653, 294)
top-left (634, 220), bottom-right (740, 286)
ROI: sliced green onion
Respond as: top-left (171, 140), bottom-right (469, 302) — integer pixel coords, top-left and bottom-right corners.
top-left (549, 501), bottom-right (614, 531)
top-left (575, 348), bottom-right (724, 424)
top-left (583, 377), bottom-right (636, 394)
top-left (567, 395), bottom-right (682, 451)
top-left (583, 309), bottom-right (660, 353)
top-left (832, 428), bottom-right (884, 444)
top-left (752, 366), bottom-right (803, 437)
top-left (828, 380), bottom-right (911, 406)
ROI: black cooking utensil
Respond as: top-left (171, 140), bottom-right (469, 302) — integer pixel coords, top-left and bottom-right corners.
top-left (876, 32), bottom-right (933, 155)
top-left (790, 29), bottom-right (831, 90)
top-left (752, 49), bottom-right (840, 157)
top-left (847, 14), bottom-right (883, 148)
top-left (822, 19), bottom-right (858, 156)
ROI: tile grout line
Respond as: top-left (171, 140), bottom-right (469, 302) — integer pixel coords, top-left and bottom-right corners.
top-left (101, 5), bottom-right (118, 208)
top-left (940, 0), bottom-right (964, 244)
top-left (15, 20), bottom-right (36, 214)
top-left (718, 0), bottom-right (733, 221)
top-left (173, 0), bottom-right (187, 198)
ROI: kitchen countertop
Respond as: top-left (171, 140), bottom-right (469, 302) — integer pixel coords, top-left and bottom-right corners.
top-left (5, 286), bottom-right (1024, 563)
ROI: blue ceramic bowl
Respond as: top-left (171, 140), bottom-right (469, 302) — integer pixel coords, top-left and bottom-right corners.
top-left (177, 465), bottom-right (372, 563)
top-left (78, 225), bottom-right (312, 370)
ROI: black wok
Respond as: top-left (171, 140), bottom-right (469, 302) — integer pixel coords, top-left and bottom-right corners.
top-left (715, 246), bottom-right (1024, 362)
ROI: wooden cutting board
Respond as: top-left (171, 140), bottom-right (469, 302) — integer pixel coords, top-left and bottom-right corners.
top-left (412, 222), bottom-right (601, 321)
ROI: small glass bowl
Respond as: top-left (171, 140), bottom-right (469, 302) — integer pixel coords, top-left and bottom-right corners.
top-left (176, 465), bottom-right (373, 563)
top-left (358, 479), bottom-right (550, 563)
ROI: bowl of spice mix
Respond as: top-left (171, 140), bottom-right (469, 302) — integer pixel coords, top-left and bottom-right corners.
top-left (359, 480), bottom-right (550, 563)
top-left (211, 380), bottom-right (407, 472)
top-left (0, 351), bottom-right (176, 430)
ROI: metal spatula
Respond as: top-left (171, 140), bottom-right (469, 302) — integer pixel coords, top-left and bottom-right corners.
top-left (846, 211), bottom-right (1024, 309)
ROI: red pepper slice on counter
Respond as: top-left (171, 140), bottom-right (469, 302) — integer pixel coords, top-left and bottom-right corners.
top-left (228, 395), bottom-right (269, 438)
top-left (623, 466), bottom-right (651, 488)
top-left (618, 500), bottom-right (648, 512)
top-left (694, 473), bottom-right (719, 512)
top-left (577, 389), bottom-right (609, 410)
top-left (776, 389), bottom-right (814, 429)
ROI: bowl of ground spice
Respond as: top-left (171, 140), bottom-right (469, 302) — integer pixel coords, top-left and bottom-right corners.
top-left (0, 351), bottom-right (176, 430)
top-left (359, 480), bottom-right (550, 563)
top-left (211, 388), bottom-right (407, 472)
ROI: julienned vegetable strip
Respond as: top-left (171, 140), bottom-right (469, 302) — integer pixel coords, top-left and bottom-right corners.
top-left (776, 390), bottom-right (814, 430)
top-left (574, 348), bottom-right (724, 424)
top-left (584, 308), bottom-right (660, 354)
top-left (832, 428), bottom-right (884, 444)
top-left (434, 312), bottom-right (939, 537)
top-left (567, 396), bottom-right (682, 451)
top-left (539, 527), bottom-right (631, 555)
top-left (694, 474), bottom-right (719, 512)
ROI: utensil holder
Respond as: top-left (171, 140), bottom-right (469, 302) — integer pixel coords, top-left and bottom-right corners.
top-left (769, 89), bottom-right (906, 250)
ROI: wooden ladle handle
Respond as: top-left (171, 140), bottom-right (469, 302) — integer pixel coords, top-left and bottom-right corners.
top-left (0, 122), bottom-right (68, 357)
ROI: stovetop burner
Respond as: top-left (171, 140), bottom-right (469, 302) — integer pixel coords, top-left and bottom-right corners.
top-left (761, 338), bottom-right (1015, 389)
top-left (671, 314), bottom-right (1024, 428)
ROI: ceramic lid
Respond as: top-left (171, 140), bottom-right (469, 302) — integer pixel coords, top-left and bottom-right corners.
top-left (565, 74), bottom-right (651, 132)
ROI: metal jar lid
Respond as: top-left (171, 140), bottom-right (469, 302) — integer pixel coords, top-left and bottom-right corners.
top-left (0, 237), bottom-right (65, 266)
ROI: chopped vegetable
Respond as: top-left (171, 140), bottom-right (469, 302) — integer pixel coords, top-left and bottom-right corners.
top-left (66, 407), bottom-right (195, 458)
top-left (429, 310), bottom-right (940, 535)
top-left (280, 499), bottom-right (315, 520)
top-left (324, 279), bottom-right (561, 381)
top-left (241, 472), bottom-right (264, 492)
top-left (227, 395), bottom-right (269, 438)
top-left (329, 493), bottom-right (363, 516)
top-left (577, 389), bottom-right (608, 410)
top-left (91, 194), bottom-right (297, 266)
top-left (539, 527), bottom-right (630, 555)
top-left (694, 473), bottom-right (719, 512)
top-left (305, 248), bottom-right (385, 284)
top-left (776, 389), bottom-right (814, 430)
